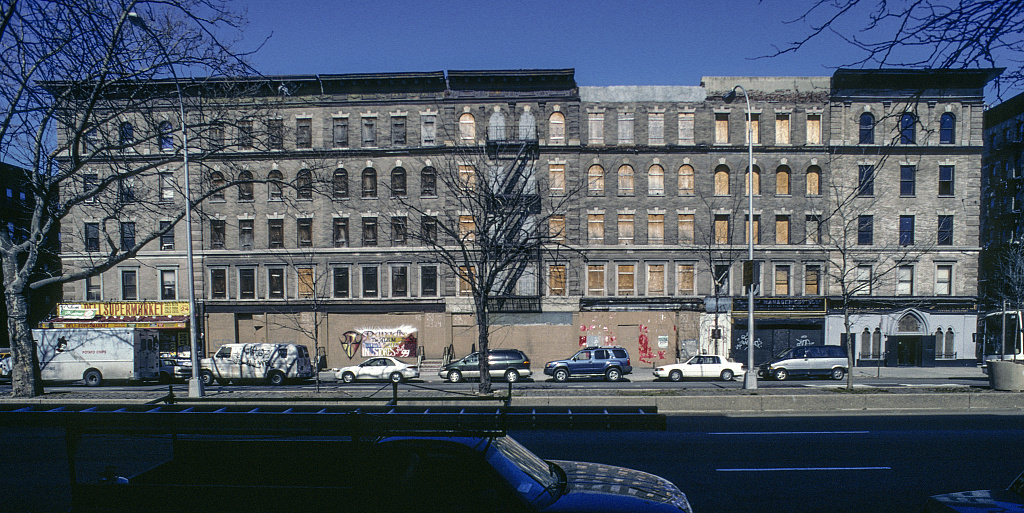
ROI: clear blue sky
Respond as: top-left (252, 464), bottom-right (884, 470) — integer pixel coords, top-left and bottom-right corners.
top-left (234, 0), bottom-right (860, 86)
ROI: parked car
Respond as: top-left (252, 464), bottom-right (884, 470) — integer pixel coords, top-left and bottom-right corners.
top-left (158, 358), bottom-right (192, 384)
top-left (438, 349), bottom-right (532, 383)
top-left (654, 355), bottom-right (745, 382)
top-left (757, 345), bottom-right (848, 381)
top-left (544, 346), bottom-right (632, 382)
top-left (927, 468), bottom-right (1024, 512)
top-left (0, 354), bottom-right (10, 379)
top-left (336, 356), bottom-right (419, 383)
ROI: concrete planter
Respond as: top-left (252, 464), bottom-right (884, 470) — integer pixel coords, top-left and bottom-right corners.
top-left (989, 360), bottom-right (1024, 391)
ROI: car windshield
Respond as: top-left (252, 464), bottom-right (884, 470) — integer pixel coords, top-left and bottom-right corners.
top-left (491, 436), bottom-right (559, 490)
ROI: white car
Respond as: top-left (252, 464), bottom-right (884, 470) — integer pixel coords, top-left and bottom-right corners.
top-left (654, 355), bottom-right (745, 382)
top-left (0, 355), bottom-right (10, 379)
top-left (336, 356), bottom-right (419, 383)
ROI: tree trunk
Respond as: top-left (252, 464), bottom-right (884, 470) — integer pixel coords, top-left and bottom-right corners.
top-left (5, 289), bottom-right (43, 397)
top-left (476, 304), bottom-right (491, 395)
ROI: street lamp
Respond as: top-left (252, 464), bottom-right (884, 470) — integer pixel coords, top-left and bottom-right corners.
top-left (724, 85), bottom-right (758, 390)
top-left (128, 12), bottom-right (204, 397)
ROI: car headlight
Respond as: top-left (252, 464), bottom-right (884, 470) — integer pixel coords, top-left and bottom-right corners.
top-left (655, 367), bottom-right (665, 373)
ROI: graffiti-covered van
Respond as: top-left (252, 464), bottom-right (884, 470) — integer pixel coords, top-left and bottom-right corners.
top-left (199, 343), bottom-right (314, 386)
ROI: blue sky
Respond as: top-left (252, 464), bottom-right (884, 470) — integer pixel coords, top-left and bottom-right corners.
top-left (235, 0), bottom-right (861, 86)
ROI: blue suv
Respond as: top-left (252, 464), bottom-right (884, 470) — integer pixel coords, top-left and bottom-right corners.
top-left (544, 346), bottom-right (632, 382)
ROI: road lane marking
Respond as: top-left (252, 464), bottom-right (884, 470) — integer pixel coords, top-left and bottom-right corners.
top-left (708, 431), bottom-right (870, 435)
top-left (717, 466), bottom-right (890, 472)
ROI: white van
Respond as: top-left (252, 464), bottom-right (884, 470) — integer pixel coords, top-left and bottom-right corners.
top-left (33, 328), bottom-right (160, 386)
top-left (199, 343), bottom-right (314, 386)
top-left (758, 345), bottom-right (848, 381)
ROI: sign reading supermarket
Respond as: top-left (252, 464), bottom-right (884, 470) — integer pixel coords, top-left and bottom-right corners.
top-left (58, 301), bottom-right (191, 318)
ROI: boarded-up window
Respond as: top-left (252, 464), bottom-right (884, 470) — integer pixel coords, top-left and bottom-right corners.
top-left (618, 214), bottom-right (634, 245)
top-left (618, 112), bottom-right (634, 144)
top-left (588, 214), bottom-right (604, 244)
top-left (648, 214), bottom-right (664, 244)
top-left (648, 264), bottom-right (665, 294)
top-left (747, 114), bottom-right (759, 145)
top-left (805, 264), bottom-right (820, 295)
top-left (587, 264), bottom-right (605, 296)
top-left (618, 165), bottom-right (634, 196)
top-left (459, 113), bottom-right (475, 142)
top-left (648, 113), bottom-right (664, 145)
top-left (776, 166), bottom-right (791, 195)
top-left (297, 268), bottom-right (314, 298)
top-left (678, 165), bottom-right (695, 195)
top-left (806, 114), bottom-right (821, 145)
top-left (714, 215), bottom-right (729, 244)
top-left (549, 112), bottom-right (565, 145)
top-left (296, 118), bottom-right (311, 148)
top-left (549, 265), bottom-right (567, 296)
top-left (745, 167), bottom-right (760, 195)
top-left (588, 113), bottom-right (604, 145)
top-left (806, 166), bottom-right (821, 195)
top-left (459, 215), bottom-right (475, 242)
top-left (745, 215), bottom-right (759, 244)
top-left (775, 215), bottom-right (790, 244)
top-left (775, 265), bottom-right (790, 295)
top-left (775, 114), bottom-right (790, 145)
top-left (678, 214), bottom-right (694, 244)
top-left (549, 164), bottom-right (565, 195)
top-left (588, 165), bottom-right (604, 195)
top-left (714, 166), bottom-right (730, 195)
top-left (459, 266), bottom-right (474, 296)
top-left (617, 264), bottom-right (635, 296)
top-left (715, 113), bottom-right (729, 144)
top-left (648, 165), bottom-right (664, 196)
top-left (677, 264), bottom-right (695, 295)
top-left (678, 112), bottom-right (694, 144)
top-left (458, 165), bottom-right (476, 192)
top-left (549, 215), bottom-right (566, 243)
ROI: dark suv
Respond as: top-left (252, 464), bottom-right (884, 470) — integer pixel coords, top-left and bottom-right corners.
top-left (543, 346), bottom-right (632, 382)
top-left (439, 349), bottom-right (532, 383)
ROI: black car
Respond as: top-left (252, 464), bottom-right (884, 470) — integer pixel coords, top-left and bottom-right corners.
top-left (438, 349), bottom-right (532, 383)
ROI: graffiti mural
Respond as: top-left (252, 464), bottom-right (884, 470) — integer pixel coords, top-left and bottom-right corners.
top-left (342, 326), bottom-right (418, 358)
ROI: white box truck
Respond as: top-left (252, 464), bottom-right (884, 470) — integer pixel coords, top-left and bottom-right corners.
top-left (33, 328), bottom-right (161, 386)
top-left (199, 343), bottom-right (313, 386)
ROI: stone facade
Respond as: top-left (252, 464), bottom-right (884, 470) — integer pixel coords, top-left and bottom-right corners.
top-left (56, 68), bottom-right (996, 369)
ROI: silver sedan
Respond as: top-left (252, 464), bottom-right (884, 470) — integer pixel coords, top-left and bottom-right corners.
top-left (335, 357), bottom-right (419, 383)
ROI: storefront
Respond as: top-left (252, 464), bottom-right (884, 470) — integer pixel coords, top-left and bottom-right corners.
top-left (730, 297), bottom-right (827, 365)
top-left (40, 301), bottom-right (192, 359)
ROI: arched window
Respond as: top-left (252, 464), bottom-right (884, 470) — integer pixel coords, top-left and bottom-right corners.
top-left (940, 113), bottom-right (956, 144)
top-left (776, 166), bottom-right (791, 195)
top-left (900, 113), bottom-right (916, 144)
top-left (617, 165), bottom-right (634, 196)
top-left (678, 165), bottom-right (695, 196)
top-left (488, 109), bottom-right (506, 140)
top-left (861, 328), bottom-right (872, 359)
top-left (859, 112), bottom-right (874, 144)
top-left (332, 169), bottom-right (348, 199)
top-left (519, 109), bottom-right (536, 140)
top-left (420, 167), bottom-right (436, 197)
top-left (745, 165), bottom-right (761, 195)
top-left (944, 328), bottom-right (955, 358)
top-left (296, 169), bottom-right (312, 199)
top-left (588, 165), bottom-right (604, 195)
top-left (361, 168), bottom-right (377, 198)
top-left (549, 112), bottom-right (565, 145)
top-left (714, 165), bottom-right (730, 195)
top-left (268, 169), bottom-right (284, 200)
top-left (237, 170), bottom-right (253, 201)
top-left (119, 121), bottom-right (134, 146)
top-left (459, 113), bottom-right (475, 142)
top-left (210, 171), bottom-right (225, 200)
top-left (897, 312), bottom-right (922, 333)
top-left (806, 166), bottom-right (821, 196)
top-left (158, 121), bottom-right (174, 150)
top-left (391, 167), bottom-right (407, 197)
top-left (648, 165), bottom-right (664, 196)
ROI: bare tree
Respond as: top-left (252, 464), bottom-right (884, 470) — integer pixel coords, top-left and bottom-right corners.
top-left (773, 0), bottom-right (1024, 97)
top-left (388, 132), bottom-right (582, 394)
top-left (0, 0), bottom-right (256, 397)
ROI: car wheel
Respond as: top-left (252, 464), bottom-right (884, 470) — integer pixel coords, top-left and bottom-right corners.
top-left (669, 370), bottom-right (682, 382)
top-left (720, 369), bottom-right (735, 381)
top-left (389, 371), bottom-right (403, 383)
top-left (267, 371), bottom-right (285, 386)
top-left (341, 372), bottom-right (355, 384)
top-left (831, 367), bottom-right (846, 380)
top-left (83, 369), bottom-right (102, 387)
top-left (605, 368), bottom-right (622, 382)
top-left (504, 369), bottom-right (520, 383)
top-left (553, 368), bottom-right (569, 382)
top-left (773, 368), bottom-right (789, 381)
top-left (448, 370), bottom-right (463, 383)
top-left (200, 370), bottom-right (215, 386)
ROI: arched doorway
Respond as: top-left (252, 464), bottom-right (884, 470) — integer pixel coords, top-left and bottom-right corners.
top-left (889, 312), bottom-right (927, 366)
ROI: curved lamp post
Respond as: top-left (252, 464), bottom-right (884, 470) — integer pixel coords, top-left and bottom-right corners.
top-left (127, 12), bottom-right (204, 397)
top-left (723, 85), bottom-right (758, 390)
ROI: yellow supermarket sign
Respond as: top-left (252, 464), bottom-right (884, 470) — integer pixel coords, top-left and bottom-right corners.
top-left (58, 301), bottom-right (191, 318)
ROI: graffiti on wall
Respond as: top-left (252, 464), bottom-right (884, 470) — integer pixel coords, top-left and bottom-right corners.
top-left (341, 326), bottom-right (418, 359)
top-left (578, 324), bottom-right (616, 347)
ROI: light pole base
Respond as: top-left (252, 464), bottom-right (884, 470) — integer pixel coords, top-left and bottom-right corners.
top-left (188, 377), bottom-right (205, 398)
top-left (743, 372), bottom-right (758, 390)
